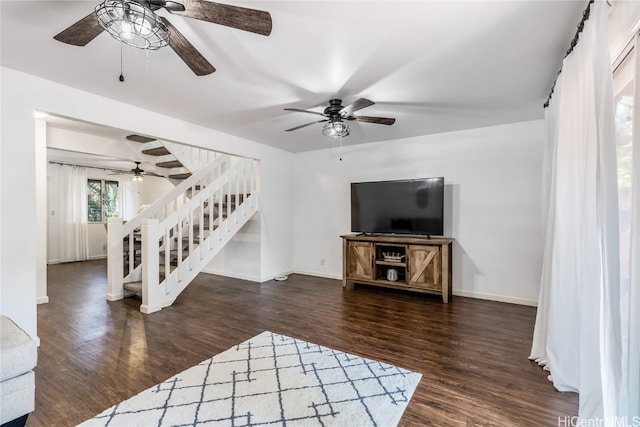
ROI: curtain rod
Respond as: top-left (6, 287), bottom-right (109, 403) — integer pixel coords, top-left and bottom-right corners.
top-left (48, 160), bottom-right (129, 173)
top-left (544, 0), bottom-right (595, 108)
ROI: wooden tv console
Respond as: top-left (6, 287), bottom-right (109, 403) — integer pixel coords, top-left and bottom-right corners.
top-left (341, 234), bottom-right (454, 303)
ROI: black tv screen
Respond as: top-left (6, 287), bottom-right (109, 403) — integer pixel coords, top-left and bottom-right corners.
top-left (351, 177), bottom-right (444, 236)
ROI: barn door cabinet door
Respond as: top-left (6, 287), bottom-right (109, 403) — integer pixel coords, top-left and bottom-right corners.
top-left (346, 241), bottom-right (374, 280)
top-left (407, 245), bottom-right (441, 291)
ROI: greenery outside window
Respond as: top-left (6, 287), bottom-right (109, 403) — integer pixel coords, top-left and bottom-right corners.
top-left (88, 179), bottom-right (119, 222)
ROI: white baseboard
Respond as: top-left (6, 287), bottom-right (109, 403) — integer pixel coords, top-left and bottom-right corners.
top-left (292, 270), bottom-right (341, 281)
top-left (200, 269), bottom-right (536, 306)
top-left (106, 293), bottom-right (124, 301)
top-left (37, 296), bottom-right (49, 304)
top-left (199, 268), bottom-right (341, 283)
top-left (200, 267), bottom-right (261, 283)
top-left (140, 304), bottom-right (162, 314)
top-left (452, 289), bottom-right (538, 307)
top-left (49, 258), bottom-right (106, 264)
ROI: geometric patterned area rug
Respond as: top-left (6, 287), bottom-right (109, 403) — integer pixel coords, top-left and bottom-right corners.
top-left (78, 331), bottom-right (422, 427)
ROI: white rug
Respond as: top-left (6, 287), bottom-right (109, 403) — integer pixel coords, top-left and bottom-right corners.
top-left (78, 331), bottom-right (421, 427)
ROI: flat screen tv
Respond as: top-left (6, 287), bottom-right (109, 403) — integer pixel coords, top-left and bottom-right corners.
top-left (351, 177), bottom-right (444, 236)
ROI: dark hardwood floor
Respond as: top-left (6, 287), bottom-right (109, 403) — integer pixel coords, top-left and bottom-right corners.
top-left (31, 260), bottom-right (577, 426)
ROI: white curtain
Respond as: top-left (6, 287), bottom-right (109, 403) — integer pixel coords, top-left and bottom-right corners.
top-left (120, 178), bottom-right (138, 221)
top-left (58, 165), bottom-right (89, 262)
top-left (627, 33), bottom-right (640, 422)
top-left (530, 0), bottom-right (626, 423)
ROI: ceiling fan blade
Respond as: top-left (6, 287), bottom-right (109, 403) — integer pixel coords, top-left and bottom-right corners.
top-left (142, 171), bottom-right (164, 177)
top-left (283, 108), bottom-right (326, 118)
top-left (53, 12), bottom-right (104, 46)
top-left (161, 17), bottom-right (216, 76)
top-left (168, 0), bottom-right (272, 36)
top-left (340, 98), bottom-right (375, 116)
top-left (351, 116), bottom-right (396, 126)
top-left (285, 120), bottom-right (328, 132)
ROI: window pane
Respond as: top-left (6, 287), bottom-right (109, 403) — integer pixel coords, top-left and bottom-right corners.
top-left (88, 179), bottom-right (102, 222)
top-left (613, 49), bottom-right (635, 285)
top-left (104, 180), bottom-right (119, 219)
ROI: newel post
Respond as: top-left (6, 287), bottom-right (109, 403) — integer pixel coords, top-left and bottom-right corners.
top-left (106, 218), bottom-right (124, 301)
top-left (141, 218), bottom-right (163, 314)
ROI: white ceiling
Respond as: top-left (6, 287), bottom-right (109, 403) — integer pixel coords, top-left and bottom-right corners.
top-left (1, 1), bottom-right (586, 153)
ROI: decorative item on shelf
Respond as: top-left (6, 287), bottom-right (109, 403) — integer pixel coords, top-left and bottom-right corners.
top-left (386, 268), bottom-right (399, 282)
top-left (382, 252), bottom-right (406, 263)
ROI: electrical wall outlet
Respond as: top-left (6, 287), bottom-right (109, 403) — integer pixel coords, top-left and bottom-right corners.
top-left (320, 257), bottom-right (326, 266)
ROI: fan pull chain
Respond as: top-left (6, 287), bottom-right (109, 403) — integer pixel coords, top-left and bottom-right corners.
top-left (119, 42), bottom-right (125, 82)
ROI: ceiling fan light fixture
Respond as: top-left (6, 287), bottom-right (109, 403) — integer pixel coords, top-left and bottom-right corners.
top-left (95, 0), bottom-right (170, 50)
top-left (322, 120), bottom-right (350, 138)
top-left (132, 173), bottom-right (144, 182)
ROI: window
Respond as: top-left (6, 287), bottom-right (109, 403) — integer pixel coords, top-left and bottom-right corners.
top-left (88, 179), bottom-right (119, 222)
top-left (613, 47), bottom-right (635, 288)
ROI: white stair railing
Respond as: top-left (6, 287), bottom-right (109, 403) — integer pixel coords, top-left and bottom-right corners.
top-left (140, 158), bottom-right (258, 313)
top-left (163, 141), bottom-right (225, 172)
top-left (107, 156), bottom-right (258, 308)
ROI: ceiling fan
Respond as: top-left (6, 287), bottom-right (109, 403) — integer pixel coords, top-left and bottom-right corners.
top-left (110, 161), bottom-right (162, 180)
top-left (53, 0), bottom-right (273, 76)
top-left (284, 98), bottom-right (396, 138)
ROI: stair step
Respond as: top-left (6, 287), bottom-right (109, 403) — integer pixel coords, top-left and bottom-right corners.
top-left (204, 210), bottom-right (228, 216)
top-left (123, 241), bottom-right (141, 251)
top-left (225, 194), bottom-right (250, 204)
top-left (126, 134), bottom-right (156, 143)
top-left (169, 172), bottom-right (192, 180)
top-left (156, 160), bottom-right (183, 168)
top-left (123, 281), bottom-right (142, 294)
top-left (182, 236), bottom-right (203, 245)
top-left (159, 264), bottom-right (176, 281)
top-left (159, 249), bottom-right (190, 259)
top-left (142, 147), bottom-right (171, 156)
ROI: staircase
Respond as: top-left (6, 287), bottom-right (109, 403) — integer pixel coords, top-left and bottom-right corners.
top-left (126, 134), bottom-right (221, 184)
top-left (106, 155), bottom-right (258, 313)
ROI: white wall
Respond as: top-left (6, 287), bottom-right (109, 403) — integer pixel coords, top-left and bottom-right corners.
top-left (291, 120), bottom-right (545, 305)
top-left (204, 213), bottom-right (262, 281)
top-left (137, 176), bottom-right (175, 209)
top-left (1, 67), bottom-right (293, 339)
top-left (46, 126), bottom-right (140, 160)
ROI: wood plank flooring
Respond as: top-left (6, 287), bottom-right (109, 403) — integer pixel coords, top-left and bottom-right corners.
top-left (30, 260), bottom-right (577, 426)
